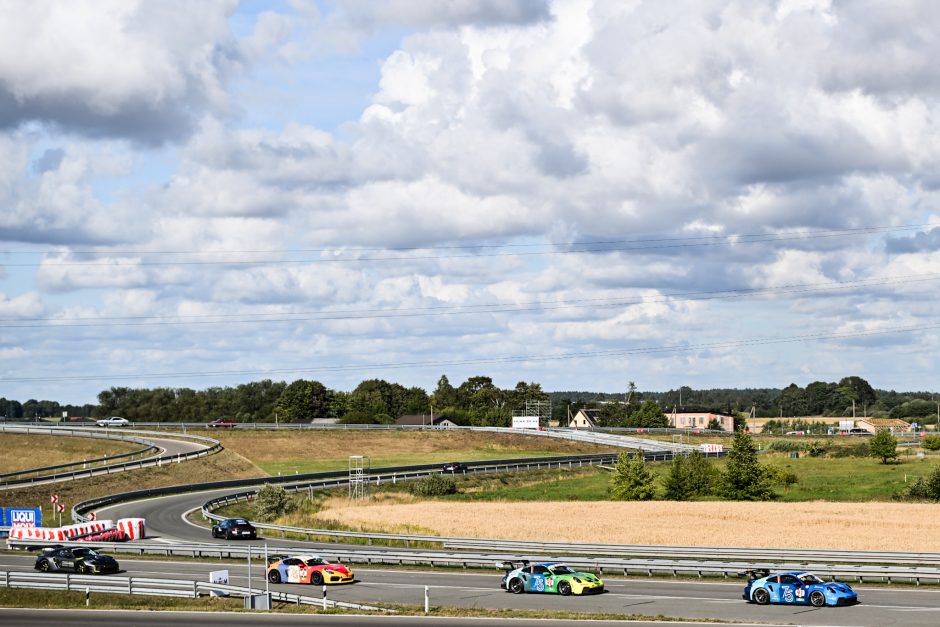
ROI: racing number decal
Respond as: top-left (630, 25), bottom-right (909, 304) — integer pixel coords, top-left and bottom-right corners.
top-left (532, 575), bottom-right (545, 592)
top-left (782, 587), bottom-right (794, 603)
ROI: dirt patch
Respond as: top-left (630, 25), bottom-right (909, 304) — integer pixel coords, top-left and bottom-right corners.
top-left (208, 430), bottom-right (610, 464)
top-left (316, 500), bottom-right (940, 552)
top-left (0, 449), bottom-right (266, 525)
top-left (0, 434), bottom-right (141, 474)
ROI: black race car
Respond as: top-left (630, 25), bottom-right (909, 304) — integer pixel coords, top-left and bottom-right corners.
top-left (212, 517), bottom-right (257, 540)
top-left (441, 462), bottom-right (468, 473)
top-left (34, 546), bottom-right (119, 575)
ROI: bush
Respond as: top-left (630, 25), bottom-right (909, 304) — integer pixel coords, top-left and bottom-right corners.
top-left (408, 475), bottom-right (458, 497)
top-left (253, 484), bottom-right (297, 522)
top-left (905, 467), bottom-right (940, 501)
top-left (923, 435), bottom-right (940, 451)
top-left (806, 440), bottom-right (828, 457)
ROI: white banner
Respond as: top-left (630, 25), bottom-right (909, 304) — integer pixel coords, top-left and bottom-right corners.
top-left (512, 416), bottom-right (539, 429)
top-left (700, 444), bottom-right (724, 454)
top-left (209, 569), bottom-right (230, 597)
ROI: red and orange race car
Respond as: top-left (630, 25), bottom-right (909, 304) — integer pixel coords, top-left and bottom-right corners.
top-left (266, 554), bottom-right (354, 585)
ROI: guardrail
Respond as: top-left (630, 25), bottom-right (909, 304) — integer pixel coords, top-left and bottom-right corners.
top-left (0, 425), bottom-right (222, 490)
top-left (0, 569), bottom-right (386, 611)
top-left (200, 452), bottom-right (696, 542)
top-left (5, 542), bottom-right (940, 585)
top-left (72, 452), bottom-right (641, 523)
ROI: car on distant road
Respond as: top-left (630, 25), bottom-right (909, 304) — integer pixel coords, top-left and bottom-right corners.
top-left (500, 560), bottom-right (604, 596)
top-left (34, 546), bottom-right (120, 575)
top-left (95, 416), bottom-right (129, 427)
top-left (211, 517), bottom-right (257, 540)
top-left (266, 554), bottom-right (354, 585)
top-left (441, 461), bottom-right (468, 473)
top-left (742, 569), bottom-right (858, 607)
top-left (206, 418), bottom-right (236, 428)
top-left (844, 428), bottom-right (873, 436)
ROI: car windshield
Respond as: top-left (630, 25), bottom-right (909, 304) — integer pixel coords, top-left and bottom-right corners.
top-left (549, 565), bottom-right (575, 575)
top-left (798, 573), bottom-right (823, 584)
top-left (305, 558), bottom-right (326, 566)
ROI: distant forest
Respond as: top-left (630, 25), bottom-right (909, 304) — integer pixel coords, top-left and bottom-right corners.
top-left (2, 375), bottom-right (938, 425)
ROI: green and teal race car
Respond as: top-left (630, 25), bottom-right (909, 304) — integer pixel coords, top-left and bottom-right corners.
top-left (500, 560), bottom-right (604, 595)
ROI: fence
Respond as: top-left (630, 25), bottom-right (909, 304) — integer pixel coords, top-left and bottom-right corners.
top-left (0, 569), bottom-right (386, 611)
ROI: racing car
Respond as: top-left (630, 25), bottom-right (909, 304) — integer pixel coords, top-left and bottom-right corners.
top-left (34, 546), bottom-right (120, 575)
top-left (500, 560), bottom-right (604, 595)
top-left (266, 554), bottom-right (354, 585)
top-left (742, 569), bottom-right (858, 607)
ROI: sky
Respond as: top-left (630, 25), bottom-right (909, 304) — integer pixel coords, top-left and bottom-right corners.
top-left (2, 0), bottom-right (940, 405)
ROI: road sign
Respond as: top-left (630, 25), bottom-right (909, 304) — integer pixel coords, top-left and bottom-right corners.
top-left (56, 503), bottom-right (65, 513)
top-left (88, 512), bottom-right (97, 521)
top-left (51, 495), bottom-right (59, 504)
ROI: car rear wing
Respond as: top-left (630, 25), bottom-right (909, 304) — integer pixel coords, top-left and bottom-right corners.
top-left (739, 568), bottom-right (770, 581)
top-left (497, 560), bottom-right (530, 572)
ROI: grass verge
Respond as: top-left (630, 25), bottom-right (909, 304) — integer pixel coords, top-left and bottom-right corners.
top-left (0, 434), bottom-right (142, 475)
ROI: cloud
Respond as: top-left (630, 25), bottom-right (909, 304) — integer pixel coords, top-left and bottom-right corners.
top-left (0, 0), bottom-right (242, 143)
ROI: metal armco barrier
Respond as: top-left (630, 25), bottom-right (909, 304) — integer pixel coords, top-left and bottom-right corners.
top-left (0, 426), bottom-right (221, 489)
top-left (0, 569), bottom-right (386, 611)
top-left (5, 543), bottom-right (940, 585)
top-left (71, 452), bottom-right (650, 523)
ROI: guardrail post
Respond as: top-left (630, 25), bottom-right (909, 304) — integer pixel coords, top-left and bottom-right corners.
top-left (424, 585), bottom-right (429, 613)
top-left (86, 586), bottom-right (90, 606)
top-left (193, 580), bottom-right (198, 598)
top-left (65, 573), bottom-right (70, 591)
top-left (322, 585), bottom-right (327, 610)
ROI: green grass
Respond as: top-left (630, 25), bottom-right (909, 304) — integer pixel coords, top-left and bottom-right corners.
top-left (430, 455), bottom-right (940, 502)
top-left (255, 449), bottom-right (603, 476)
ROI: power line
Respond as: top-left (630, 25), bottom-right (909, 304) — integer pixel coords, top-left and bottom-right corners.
top-left (2, 271), bottom-right (938, 328)
top-left (0, 223), bottom-right (930, 267)
top-left (5, 321), bottom-right (939, 383)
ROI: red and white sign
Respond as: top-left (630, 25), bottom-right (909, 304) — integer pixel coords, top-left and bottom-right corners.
top-left (56, 503), bottom-right (65, 513)
top-left (88, 512), bottom-right (97, 521)
top-left (50, 495), bottom-right (59, 504)
top-left (700, 444), bottom-right (724, 454)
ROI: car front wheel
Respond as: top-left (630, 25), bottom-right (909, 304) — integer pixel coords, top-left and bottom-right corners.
top-left (557, 581), bottom-right (572, 596)
top-left (76, 563), bottom-right (88, 575)
top-left (37, 560), bottom-right (51, 572)
top-left (753, 588), bottom-right (770, 605)
top-left (509, 578), bottom-right (524, 594)
top-left (809, 590), bottom-right (826, 607)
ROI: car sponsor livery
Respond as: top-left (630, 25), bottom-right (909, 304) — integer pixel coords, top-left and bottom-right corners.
top-left (500, 560), bottom-right (604, 596)
top-left (34, 546), bottom-right (120, 575)
top-left (742, 569), bottom-right (858, 607)
top-left (266, 555), bottom-right (354, 585)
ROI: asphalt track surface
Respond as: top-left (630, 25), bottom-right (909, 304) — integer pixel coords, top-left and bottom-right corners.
top-left (3, 551), bottom-right (940, 625)
top-left (0, 609), bottom-right (775, 627)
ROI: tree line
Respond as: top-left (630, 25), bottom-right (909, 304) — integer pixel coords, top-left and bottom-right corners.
top-left (3, 374), bottom-right (937, 424)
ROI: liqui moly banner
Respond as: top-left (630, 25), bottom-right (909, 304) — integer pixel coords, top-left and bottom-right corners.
top-left (1, 507), bottom-right (42, 529)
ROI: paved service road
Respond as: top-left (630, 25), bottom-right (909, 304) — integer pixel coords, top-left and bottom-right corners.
top-left (1, 553), bottom-right (939, 626)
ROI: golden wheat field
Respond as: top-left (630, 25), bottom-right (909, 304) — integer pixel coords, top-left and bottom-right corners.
top-left (317, 499), bottom-right (940, 551)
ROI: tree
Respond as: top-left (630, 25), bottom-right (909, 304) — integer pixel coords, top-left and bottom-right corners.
top-left (869, 429), bottom-right (899, 464)
top-left (430, 374), bottom-right (457, 409)
top-left (663, 454), bottom-right (692, 500)
top-left (706, 418), bottom-right (722, 431)
top-left (610, 451), bottom-right (656, 500)
top-left (663, 451), bottom-right (716, 500)
top-left (630, 400), bottom-right (668, 428)
top-left (720, 431), bottom-right (775, 500)
top-left (253, 484), bottom-right (296, 522)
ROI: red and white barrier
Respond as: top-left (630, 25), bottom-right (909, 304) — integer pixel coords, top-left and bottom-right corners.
top-left (7, 517), bottom-right (142, 543)
top-left (116, 518), bottom-right (146, 540)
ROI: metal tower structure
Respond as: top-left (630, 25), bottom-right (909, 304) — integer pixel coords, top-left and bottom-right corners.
top-left (348, 455), bottom-right (370, 500)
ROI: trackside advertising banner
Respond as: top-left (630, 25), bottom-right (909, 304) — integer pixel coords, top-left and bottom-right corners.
top-left (1, 507), bottom-right (42, 533)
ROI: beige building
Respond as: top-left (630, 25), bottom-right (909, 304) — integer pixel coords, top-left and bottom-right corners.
top-left (855, 418), bottom-right (911, 434)
top-left (668, 412), bottom-right (734, 432)
top-left (569, 408), bottom-right (600, 428)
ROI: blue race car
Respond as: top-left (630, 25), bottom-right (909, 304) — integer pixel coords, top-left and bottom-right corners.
top-left (742, 569), bottom-right (858, 607)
